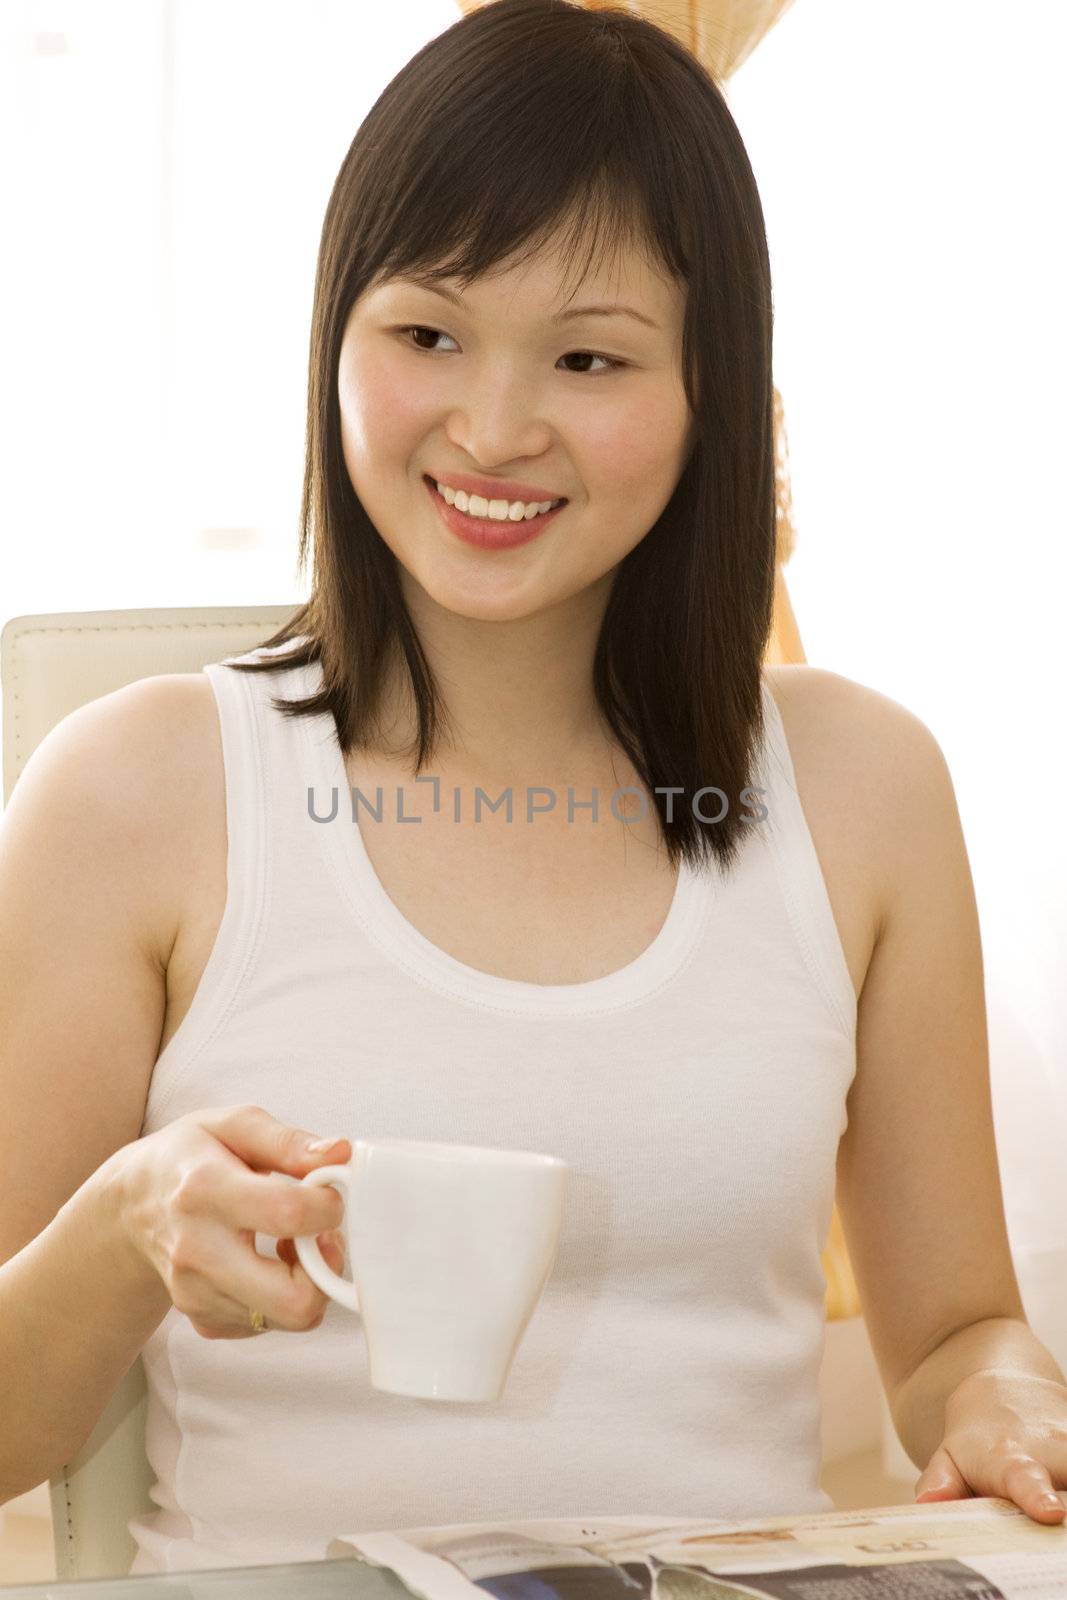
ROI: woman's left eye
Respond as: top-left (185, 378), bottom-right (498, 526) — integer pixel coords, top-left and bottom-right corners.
top-left (397, 325), bottom-right (626, 375)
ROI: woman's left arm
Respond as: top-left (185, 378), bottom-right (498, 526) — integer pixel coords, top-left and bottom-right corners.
top-left (830, 680), bottom-right (1067, 1524)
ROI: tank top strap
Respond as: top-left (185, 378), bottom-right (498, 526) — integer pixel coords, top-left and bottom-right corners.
top-left (209, 637), bottom-right (329, 916)
top-left (144, 651), bottom-right (271, 1124)
top-left (756, 673), bottom-right (857, 1040)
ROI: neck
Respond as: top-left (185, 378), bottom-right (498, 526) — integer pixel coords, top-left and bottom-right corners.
top-left (374, 573), bottom-right (618, 780)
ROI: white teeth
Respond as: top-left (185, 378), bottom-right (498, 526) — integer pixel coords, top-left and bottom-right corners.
top-left (435, 481), bottom-right (561, 521)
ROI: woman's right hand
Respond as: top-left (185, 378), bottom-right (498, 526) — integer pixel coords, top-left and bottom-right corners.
top-left (114, 1104), bottom-right (352, 1340)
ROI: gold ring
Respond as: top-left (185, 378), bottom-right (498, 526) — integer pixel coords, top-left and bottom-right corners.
top-left (248, 1308), bottom-right (267, 1334)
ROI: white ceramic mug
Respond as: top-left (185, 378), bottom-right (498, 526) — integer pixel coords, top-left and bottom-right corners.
top-left (293, 1138), bottom-right (569, 1402)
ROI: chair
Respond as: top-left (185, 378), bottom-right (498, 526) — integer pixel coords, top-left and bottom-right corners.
top-left (0, 604), bottom-right (299, 1580)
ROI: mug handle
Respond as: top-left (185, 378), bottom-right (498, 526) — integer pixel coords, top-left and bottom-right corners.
top-left (293, 1164), bottom-right (361, 1313)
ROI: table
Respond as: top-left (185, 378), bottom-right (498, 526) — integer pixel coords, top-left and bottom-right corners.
top-left (0, 1555), bottom-right (412, 1600)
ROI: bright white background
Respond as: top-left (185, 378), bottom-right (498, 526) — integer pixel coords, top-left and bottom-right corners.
top-left (726, 0), bottom-right (1067, 1382)
top-left (1, 0), bottom-right (1065, 1463)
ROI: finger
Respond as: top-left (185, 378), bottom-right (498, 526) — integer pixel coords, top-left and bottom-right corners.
top-left (186, 1235), bottom-right (344, 1340)
top-left (182, 1218), bottom-right (331, 1333)
top-left (915, 1445), bottom-right (969, 1502)
top-left (277, 1232), bottom-right (345, 1275)
top-left (177, 1221), bottom-right (346, 1340)
top-left (187, 1289), bottom-right (268, 1340)
top-left (182, 1162), bottom-right (346, 1240)
top-left (1001, 1457), bottom-right (1067, 1523)
top-left (196, 1104), bottom-right (352, 1178)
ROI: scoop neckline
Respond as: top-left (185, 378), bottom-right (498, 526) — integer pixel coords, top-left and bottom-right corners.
top-left (298, 681), bottom-right (712, 1018)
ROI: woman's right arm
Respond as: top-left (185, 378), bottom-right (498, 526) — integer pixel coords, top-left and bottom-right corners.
top-left (0, 679), bottom-right (348, 1504)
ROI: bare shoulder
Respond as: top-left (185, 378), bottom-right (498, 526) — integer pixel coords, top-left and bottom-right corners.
top-left (110, 672), bottom-right (223, 969)
top-left (764, 663), bottom-right (939, 751)
top-left (12, 669), bottom-right (217, 819)
top-left (19, 671), bottom-right (221, 970)
top-left (763, 663), bottom-right (950, 799)
top-left (762, 663), bottom-right (951, 947)
top-left (66, 668), bottom-right (219, 805)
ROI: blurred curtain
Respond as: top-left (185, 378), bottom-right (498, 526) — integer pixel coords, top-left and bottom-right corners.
top-left (455, 0), bottom-right (860, 1323)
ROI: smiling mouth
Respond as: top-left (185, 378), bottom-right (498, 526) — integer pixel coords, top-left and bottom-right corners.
top-left (422, 475), bottom-right (566, 519)
top-left (422, 474), bottom-right (568, 549)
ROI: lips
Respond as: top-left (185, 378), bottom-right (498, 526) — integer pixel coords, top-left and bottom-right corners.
top-left (423, 475), bottom-right (567, 550)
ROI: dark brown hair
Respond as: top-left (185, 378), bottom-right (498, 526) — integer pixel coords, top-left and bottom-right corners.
top-left (229, 0), bottom-right (776, 879)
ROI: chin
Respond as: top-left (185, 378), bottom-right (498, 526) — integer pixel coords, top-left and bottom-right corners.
top-left (403, 562), bottom-right (560, 625)
top-left (434, 585), bottom-right (554, 624)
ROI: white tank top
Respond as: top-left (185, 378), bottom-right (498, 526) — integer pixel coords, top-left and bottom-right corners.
top-left (129, 640), bottom-right (856, 1574)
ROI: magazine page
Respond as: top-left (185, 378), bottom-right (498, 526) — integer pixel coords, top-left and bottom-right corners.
top-left (329, 1493), bottom-right (1067, 1600)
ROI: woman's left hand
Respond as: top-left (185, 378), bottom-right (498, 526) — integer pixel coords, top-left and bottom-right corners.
top-left (913, 1369), bottom-right (1067, 1524)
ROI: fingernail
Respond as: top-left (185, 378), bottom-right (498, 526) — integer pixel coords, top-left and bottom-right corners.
top-left (305, 1136), bottom-right (342, 1153)
top-left (1041, 1492), bottom-right (1061, 1509)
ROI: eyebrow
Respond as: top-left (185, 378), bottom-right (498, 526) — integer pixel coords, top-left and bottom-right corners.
top-left (388, 274), bottom-right (660, 331)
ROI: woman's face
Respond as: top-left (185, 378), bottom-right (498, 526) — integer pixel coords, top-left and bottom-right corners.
top-left (337, 232), bottom-right (693, 623)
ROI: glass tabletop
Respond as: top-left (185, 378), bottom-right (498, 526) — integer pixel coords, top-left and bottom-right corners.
top-left (0, 1555), bottom-right (413, 1600)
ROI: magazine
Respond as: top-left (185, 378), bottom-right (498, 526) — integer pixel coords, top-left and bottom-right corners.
top-left (329, 1495), bottom-right (1067, 1600)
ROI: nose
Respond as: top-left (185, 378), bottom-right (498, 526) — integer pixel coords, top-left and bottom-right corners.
top-left (444, 369), bottom-right (553, 471)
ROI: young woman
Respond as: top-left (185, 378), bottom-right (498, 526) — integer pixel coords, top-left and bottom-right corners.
top-left (2, 0), bottom-right (1064, 1576)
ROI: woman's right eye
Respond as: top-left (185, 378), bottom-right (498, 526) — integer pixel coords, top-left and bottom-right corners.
top-left (400, 325), bottom-right (456, 354)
